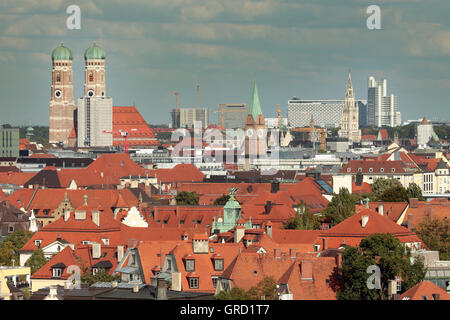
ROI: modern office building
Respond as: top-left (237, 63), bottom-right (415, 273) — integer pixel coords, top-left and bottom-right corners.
top-left (287, 99), bottom-right (367, 128)
top-left (367, 76), bottom-right (399, 127)
top-left (217, 103), bottom-right (248, 129)
top-left (179, 108), bottom-right (209, 128)
top-left (0, 126), bottom-right (19, 158)
top-left (76, 43), bottom-right (113, 147)
top-left (77, 97), bottom-right (113, 147)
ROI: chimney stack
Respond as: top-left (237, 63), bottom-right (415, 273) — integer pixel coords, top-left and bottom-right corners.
top-left (92, 243), bottom-right (101, 259)
top-left (92, 210), bottom-right (100, 226)
top-left (361, 215), bottom-right (369, 228)
top-left (409, 198), bottom-right (418, 208)
top-left (322, 238), bottom-right (328, 251)
top-left (171, 272), bottom-right (182, 291)
top-left (270, 181), bottom-right (280, 194)
top-left (378, 203), bottom-right (384, 216)
top-left (264, 201), bottom-right (272, 214)
top-left (300, 260), bottom-right (313, 280)
top-left (111, 281), bottom-right (118, 288)
top-left (408, 214), bottom-right (414, 230)
top-left (265, 222), bottom-right (273, 238)
top-left (335, 253), bottom-right (342, 268)
top-left (156, 278), bottom-right (168, 300)
top-left (234, 226), bottom-right (245, 243)
top-left (132, 283), bottom-right (139, 293)
top-left (117, 245), bottom-right (124, 262)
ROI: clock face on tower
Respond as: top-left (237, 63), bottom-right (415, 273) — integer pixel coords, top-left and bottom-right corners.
top-left (246, 129), bottom-right (254, 137)
top-left (88, 90), bottom-right (94, 97)
top-left (54, 90), bottom-right (62, 98)
top-left (257, 128), bottom-right (265, 138)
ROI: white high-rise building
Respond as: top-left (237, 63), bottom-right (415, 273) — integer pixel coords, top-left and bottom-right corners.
top-left (77, 97), bottom-right (113, 147)
top-left (367, 76), bottom-right (399, 127)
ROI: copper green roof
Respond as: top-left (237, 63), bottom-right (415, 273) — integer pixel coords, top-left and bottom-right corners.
top-left (51, 44), bottom-right (73, 61)
top-left (84, 43), bottom-right (106, 60)
top-left (248, 80), bottom-right (263, 121)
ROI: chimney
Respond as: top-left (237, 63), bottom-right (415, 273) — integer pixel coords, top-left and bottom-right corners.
top-left (111, 281), bottom-right (118, 288)
top-left (387, 279), bottom-right (397, 297)
top-left (322, 238), bottom-right (328, 251)
top-left (408, 214), bottom-right (414, 230)
top-left (117, 245), bottom-right (124, 262)
top-left (274, 248), bottom-right (281, 259)
top-left (361, 215), bottom-right (369, 228)
top-left (335, 253), bottom-right (342, 268)
top-left (378, 203), bottom-right (384, 216)
top-left (49, 286), bottom-right (58, 298)
top-left (192, 236), bottom-right (209, 254)
top-left (270, 181), bottom-right (280, 194)
top-left (74, 210), bottom-right (86, 220)
top-left (171, 272), bottom-right (182, 291)
top-left (156, 278), bottom-right (168, 300)
top-left (265, 222), bottom-right (273, 238)
top-left (132, 283), bottom-right (139, 293)
top-left (92, 243), bottom-right (101, 259)
top-left (264, 201), bottom-right (272, 214)
top-left (234, 226), bottom-right (245, 243)
top-left (289, 248), bottom-right (297, 259)
top-left (432, 293), bottom-right (440, 300)
top-left (64, 210), bottom-right (70, 222)
top-left (300, 260), bottom-right (313, 280)
top-left (409, 198), bottom-right (418, 208)
top-left (92, 210), bottom-right (100, 227)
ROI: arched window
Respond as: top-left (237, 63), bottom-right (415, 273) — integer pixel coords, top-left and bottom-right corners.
top-left (89, 72), bottom-right (94, 82)
top-left (56, 72), bottom-right (61, 82)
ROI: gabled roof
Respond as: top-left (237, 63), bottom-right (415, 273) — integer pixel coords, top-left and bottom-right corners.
top-left (31, 247), bottom-right (80, 280)
top-left (399, 281), bottom-right (450, 300)
top-left (148, 164), bottom-right (204, 184)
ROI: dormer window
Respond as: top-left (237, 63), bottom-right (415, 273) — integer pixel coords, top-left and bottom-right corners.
top-left (358, 168), bottom-right (362, 172)
top-left (185, 259), bottom-right (195, 272)
top-left (369, 168), bottom-right (373, 173)
top-left (392, 168), bottom-right (396, 172)
top-left (35, 240), bottom-right (42, 247)
top-left (214, 259), bottom-right (224, 271)
top-left (52, 268), bottom-right (62, 278)
top-left (380, 168), bottom-right (384, 172)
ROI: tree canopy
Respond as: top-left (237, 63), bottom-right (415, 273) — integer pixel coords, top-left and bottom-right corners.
top-left (378, 185), bottom-right (408, 202)
top-left (372, 178), bottom-right (403, 200)
top-left (175, 191), bottom-right (200, 205)
top-left (336, 233), bottom-right (426, 300)
top-left (213, 194), bottom-right (230, 206)
top-left (215, 276), bottom-right (278, 300)
top-left (283, 201), bottom-right (321, 230)
top-left (24, 248), bottom-right (48, 274)
top-left (406, 183), bottom-right (425, 201)
top-left (415, 216), bottom-right (450, 261)
top-left (322, 188), bottom-right (355, 227)
top-left (0, 230), bottom-right (34, 266)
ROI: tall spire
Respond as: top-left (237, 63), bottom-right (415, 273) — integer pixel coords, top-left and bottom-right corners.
top-left (346, 70), bottom-right (354, 100)
top-left (249, 79), bottom-right (263, 121)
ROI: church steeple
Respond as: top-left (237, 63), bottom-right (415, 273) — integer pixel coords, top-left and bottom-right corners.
top-left (248, 79), bottom-right (263, 122)
top-left (346, 70), bottom-right (354, 100)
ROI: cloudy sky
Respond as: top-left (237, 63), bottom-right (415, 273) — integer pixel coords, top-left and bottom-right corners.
top-left (1, 0), bottom-right (450, 126)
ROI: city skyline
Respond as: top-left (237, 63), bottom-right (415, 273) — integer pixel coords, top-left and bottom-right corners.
top-left (1, 1), bottom-right (450, 126)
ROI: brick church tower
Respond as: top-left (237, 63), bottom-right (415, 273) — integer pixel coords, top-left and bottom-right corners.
top-left (83, 42), bottom-right (107, 98)
top-left (49, 43), bottom-right (77, 145)
top-left (245, 80), bottom-right (266, 157)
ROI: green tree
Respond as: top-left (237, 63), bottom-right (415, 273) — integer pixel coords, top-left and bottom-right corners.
top-left (283, 201), bottom-right (321, 230)
top-left (0, 230), bottom-right (34, 266)
top-left (323, 188), bottom-right (355, 227)
top-left (372, 178), bottom-right (403, 200)
top-left (378, 185), bottom-right (408, 202)
top-left (80, 268), bottom-right (120, 285)
top-left (24, 248), bottom-right (48, 274)
top-left (336, 233), bottom-right (426, 300)
top-left (415, 216), bottom-right (450, 261)
top-left (406, 183), bottom-right (425, 201)
top-left (175, 191), bottom-right (200, 205)
top-left (215, 276), bottom-right (279, 300)
top-left (214, 194), bottom-right (230, 206)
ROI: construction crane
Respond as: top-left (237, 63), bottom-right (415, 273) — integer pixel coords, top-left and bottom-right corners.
top-left (103, 128), bottom-right (137, 154)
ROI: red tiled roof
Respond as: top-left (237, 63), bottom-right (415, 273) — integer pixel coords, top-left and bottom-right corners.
top-left (148, 164), bottom-right (204, 184)
top-left (378, 129), bottom-right (389, 140)
top-left (340, 160), bottom-right (409, 174)
top-left (356, 201), bottom-right (408, 223)
top-left (112, 106), bottom-right (159, 147)
top-left (405, 199), bottom-right (449, 229)
top-left (352, 182), bottom-right (372, 194)
top-left (399, 281), bottom-right (450, 300)
top-left (0, 172), bottom-right (37, 186)
top-left (317, 209), bottom-right (423, 249)
top-left (31, 246), bottom-right (80, 280)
